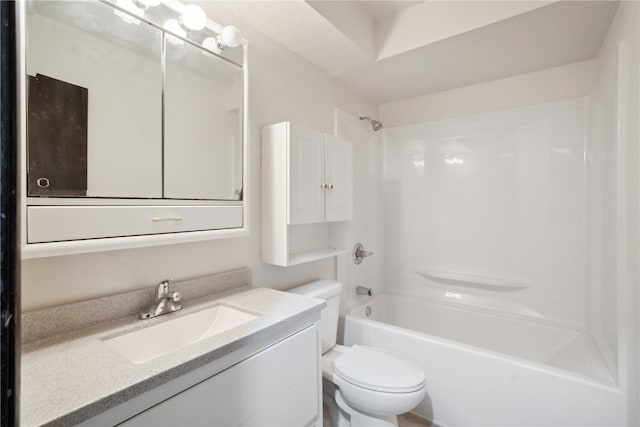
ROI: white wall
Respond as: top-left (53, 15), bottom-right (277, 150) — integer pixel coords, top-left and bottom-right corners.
top-left (586, 1), bottom-right (639, 423)
top-left (21, 10), bottom-right (377, 311)
top-left (380, 59), bottom-right (597, 127)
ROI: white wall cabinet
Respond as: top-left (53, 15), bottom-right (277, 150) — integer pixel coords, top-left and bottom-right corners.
top-left (287, 124), bottom-right (352, 224)
top-left (262, 122), bottom-right (352, 266)
top-left (117, 326), bottom-right (320, 427)
top-left (19, 1), bottom-right (250, 259)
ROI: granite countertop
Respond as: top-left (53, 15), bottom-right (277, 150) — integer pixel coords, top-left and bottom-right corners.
top-left (21, 281), bottom-right (325, 427)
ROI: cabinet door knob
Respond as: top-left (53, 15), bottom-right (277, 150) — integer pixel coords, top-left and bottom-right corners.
top-left (37, 177), bottom-right (50, 188)
top-left (328, 184), bottom-right (334, 189)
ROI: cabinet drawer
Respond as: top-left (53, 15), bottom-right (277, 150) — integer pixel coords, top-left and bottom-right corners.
top-left (240, 370), bottom-right (318, 427)
top-left (27, 205), bottom-right (242, 243)
top-left (120, 326), bottom-right (318, 427)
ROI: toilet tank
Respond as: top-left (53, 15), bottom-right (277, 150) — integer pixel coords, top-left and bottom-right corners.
top-left (288, 280), bottom-right (343, 354)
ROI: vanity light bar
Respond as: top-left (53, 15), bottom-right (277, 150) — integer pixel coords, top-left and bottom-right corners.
top-left (110, 0), bottom-right (247, 48)
top-left (179, 4), bottom-right (207, 31)
top-left (162, 0), bottom-right (247, 46)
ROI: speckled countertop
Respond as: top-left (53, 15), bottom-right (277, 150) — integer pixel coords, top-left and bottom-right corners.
top-left (21, 277), bottom-right (324, 427)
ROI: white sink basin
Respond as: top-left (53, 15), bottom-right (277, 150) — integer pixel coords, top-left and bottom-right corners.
top-left (104, 305), bottom-right (260, 364)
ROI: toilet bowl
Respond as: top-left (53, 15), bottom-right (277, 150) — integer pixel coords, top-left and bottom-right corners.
top-left (289, 280), bottom-right (426, 427)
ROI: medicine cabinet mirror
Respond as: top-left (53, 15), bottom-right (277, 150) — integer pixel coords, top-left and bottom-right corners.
top-left (20, 0), bottom-right (248, 257)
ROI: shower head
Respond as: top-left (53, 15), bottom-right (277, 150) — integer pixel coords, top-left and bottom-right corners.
top-left (359, 116), bottom-right (383, 132)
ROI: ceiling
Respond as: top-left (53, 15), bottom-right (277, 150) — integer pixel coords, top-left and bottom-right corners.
top-left (210, 1), bottom-right (619, 104)
top-left (346, 1), bottom-right (421, 22)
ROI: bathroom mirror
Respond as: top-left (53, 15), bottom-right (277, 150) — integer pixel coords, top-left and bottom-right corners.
top-left (164, 37), bottom-right (243, 200)
top-left (24, 0), bottom-right (244, 201)
top-left (25, 1), bottom-right (163, 198)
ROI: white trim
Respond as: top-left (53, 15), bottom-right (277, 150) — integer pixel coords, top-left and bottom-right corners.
top-left (17, 0), bottom-right (27, 252)
top-left (21, 226), bottom-right (249, 259)
top-left (615, 41), bottom-right (629, 390)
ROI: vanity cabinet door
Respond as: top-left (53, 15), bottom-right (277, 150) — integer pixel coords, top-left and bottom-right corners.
top-left (119, 326), bottom-right (319, 427)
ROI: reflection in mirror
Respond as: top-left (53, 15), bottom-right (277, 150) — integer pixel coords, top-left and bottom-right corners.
top-left (26, 0), bottom-right (163, 198)
top-left (164, 39), bottom-right (243, 200)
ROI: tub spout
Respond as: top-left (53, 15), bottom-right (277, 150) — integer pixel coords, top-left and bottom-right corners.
top-left (356, 285), bottom-right (373, 296)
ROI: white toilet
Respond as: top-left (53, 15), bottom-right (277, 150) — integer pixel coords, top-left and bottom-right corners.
top-left (289, 280), bottom-right (426, 427)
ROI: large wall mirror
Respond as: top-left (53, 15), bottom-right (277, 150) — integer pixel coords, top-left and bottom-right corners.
top-left (164, 37), bottom-right (243, 200)
top-left (24, 0), bottom-right (243, 201)
top-left (20, 0), bottom-right (248, 256)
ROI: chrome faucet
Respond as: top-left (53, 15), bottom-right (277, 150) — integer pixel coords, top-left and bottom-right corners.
top-left (139, 278), bottom-right (182, 319)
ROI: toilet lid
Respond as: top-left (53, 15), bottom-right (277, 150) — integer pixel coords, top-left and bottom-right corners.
top-left (334, 345), bottom-right (425, 393)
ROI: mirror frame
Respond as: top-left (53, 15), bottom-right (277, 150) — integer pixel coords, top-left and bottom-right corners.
top-left (16, 0), bottom-right (250, 258)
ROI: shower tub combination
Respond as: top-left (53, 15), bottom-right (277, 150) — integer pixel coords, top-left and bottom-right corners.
top-left (344, 293), bottom-right (625, 426)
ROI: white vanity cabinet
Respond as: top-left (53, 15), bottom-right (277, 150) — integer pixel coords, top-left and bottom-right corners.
top-left (118, 325), bottom-right (320, 427)
top-left (262, 122), bottom-right (352, 266)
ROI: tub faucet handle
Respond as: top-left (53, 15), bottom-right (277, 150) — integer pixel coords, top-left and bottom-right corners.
top-left (353, 243), bottom-right (373, 265)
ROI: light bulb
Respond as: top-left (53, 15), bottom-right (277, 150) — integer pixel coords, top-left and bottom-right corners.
top-left (115, 0), bottom-right (143, 25)
top-left (164, 19), bottom-right (186, 44)
top-left (132, 0), bottom-right (161, 9)
top-left (138, 0), bottom-right (161, 6)
top-left (202, 37), bottom-right (221, 55)
top-left (216, 25), bottom-right (242, 49)
top-left (180, 4), bottom-right (207, 31)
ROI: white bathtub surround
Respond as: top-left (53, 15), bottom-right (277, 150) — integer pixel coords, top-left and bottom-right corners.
top-left (586, 4), bottom-right (640, 418)
top-left (345, 294), bottom-right (625, 426)
top-left (378, 93), bottom-right (638, 424)
top-left (384, 97), bottom-right (589, 327)
top-left (352, 294), bottom-right (611, 382)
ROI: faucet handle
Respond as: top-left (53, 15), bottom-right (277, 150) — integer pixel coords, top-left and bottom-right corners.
top-left (169, 291), bottom-right (182, 311)
top-left (170, 291), bottom-right (181, 303)
top-left (353, 243), bottom-right (373, 265)
top-left (157, 278), bottom-right (174, 299)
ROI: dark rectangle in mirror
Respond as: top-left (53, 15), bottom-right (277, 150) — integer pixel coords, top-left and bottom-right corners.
top-left (27, 73), bottom-right (87, 196)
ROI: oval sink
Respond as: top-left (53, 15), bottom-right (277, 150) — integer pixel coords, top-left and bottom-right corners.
top-left (104, 305), bottom-right (260, 364)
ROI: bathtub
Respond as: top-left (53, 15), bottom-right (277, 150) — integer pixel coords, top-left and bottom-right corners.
top-left (343, 293), bottom-right (625, 426)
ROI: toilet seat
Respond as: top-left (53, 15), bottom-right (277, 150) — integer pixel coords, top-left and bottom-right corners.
top-left (334, 345), bottom-right (425, 393)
